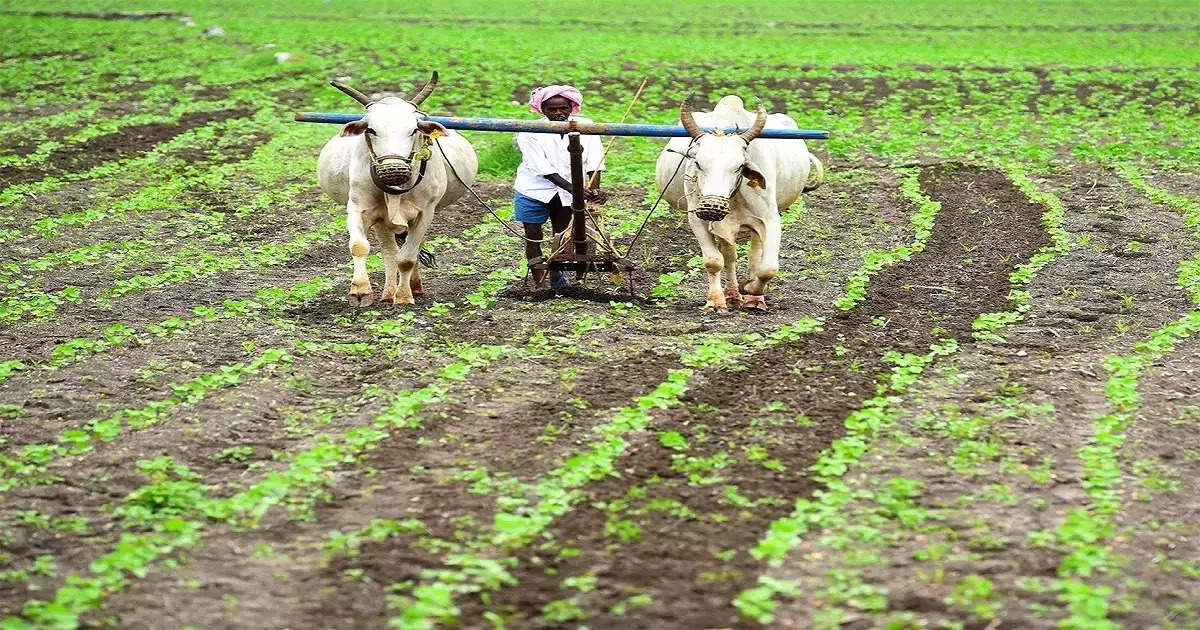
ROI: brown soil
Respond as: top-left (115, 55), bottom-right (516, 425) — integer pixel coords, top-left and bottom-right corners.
top-left (445, 164), bottom-right (1051, 628)
top-left (766, 162), bottom-right (1200, 628)
top-left (1, 137), bottom-right (1196, 630)
top-left (0, 109), bottom-right (251, 189)
top-left (13, 10), bottom-right (186, 20)
top-left (62, 164), bottom-right (1056, 629)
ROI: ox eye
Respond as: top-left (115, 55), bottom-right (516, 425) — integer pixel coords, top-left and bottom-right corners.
top-left (365, 128), bottom-right (377, 136)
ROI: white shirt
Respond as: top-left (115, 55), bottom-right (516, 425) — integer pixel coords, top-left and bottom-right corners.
top-left (513, 116), bottom-right (606, 205)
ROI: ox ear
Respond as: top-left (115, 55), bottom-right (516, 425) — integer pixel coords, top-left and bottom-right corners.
top-left (339, 120), bottom-right (368, 137)
top-left (742, 162), bottom-right (767, 189)
top-left (416, 120), bottom-right (447, 137)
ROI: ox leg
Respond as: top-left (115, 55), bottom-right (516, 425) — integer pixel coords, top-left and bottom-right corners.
top-left (743, 232), bottom-right (763, 308)
top-left (688, 216), bottom-right (726, 309)
top-left (742, 220), bottom-right (780, 311)
top-left (392, 211), bottom-right (432, 305)
top-left (717, 237), bottom-right (741, 306)
top-left (412, 265), bottom-right (424, 296)
top-left (376, 225), bottom-right (401, 303)
top-left (347, 206), bottom-right (375, 307)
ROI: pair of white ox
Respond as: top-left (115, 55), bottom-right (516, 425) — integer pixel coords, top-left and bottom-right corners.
top-left (317, 77), bottom-right (822, 310)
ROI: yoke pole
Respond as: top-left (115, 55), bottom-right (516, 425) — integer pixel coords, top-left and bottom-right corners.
top-left (294, 112), bottom-right (830, 140)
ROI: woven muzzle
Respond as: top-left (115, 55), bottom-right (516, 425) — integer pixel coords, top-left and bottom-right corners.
top-left (371, 157), bottom-right (413, 188)
top-left (695, 195), bottom-right (730, 222)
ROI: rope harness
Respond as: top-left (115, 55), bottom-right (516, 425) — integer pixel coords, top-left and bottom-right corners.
top-left (435, 135), bottom-right (692, 264)
top-left (433, 137), bottom-right (557, 244)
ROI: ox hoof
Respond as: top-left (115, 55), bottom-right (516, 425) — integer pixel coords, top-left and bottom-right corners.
top-left (705, 291), bottom-right (728, 311)
top-left (348, 292), bottom-right (375, 308)
top-left (724, 289), bottom-right (743, 306)
top-left (384, 294), bottom-right (422, 306)
top-left (741, 295), bottom-right (767, 312)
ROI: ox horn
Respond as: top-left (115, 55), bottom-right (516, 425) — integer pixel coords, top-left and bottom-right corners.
top-left (679, 97), bottom-right (703, 139)
top-left (740, 100), bottom-right (767, 143)
top-left (330, 80), bottom-right (374, 107)
top-left (407, 71), bottom-right (439, 106)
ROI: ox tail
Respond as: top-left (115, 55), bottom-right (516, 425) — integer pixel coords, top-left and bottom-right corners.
top-left (394, 232), bottom-right (437, 269)
top-left (383, 194), bottom-right (434, 267)
top-left (803, 154), bottom-right (825, 193)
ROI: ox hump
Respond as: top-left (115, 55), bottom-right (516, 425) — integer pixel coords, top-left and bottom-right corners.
top-left (712, 95), bottom-right (753, 127)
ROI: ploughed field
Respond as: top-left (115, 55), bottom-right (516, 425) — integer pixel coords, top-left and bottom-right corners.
top-left (1, 1), bottom-right (1199, 628)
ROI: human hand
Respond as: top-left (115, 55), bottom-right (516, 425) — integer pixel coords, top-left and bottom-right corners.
top-left (585, 187), bottom-right (607, 204)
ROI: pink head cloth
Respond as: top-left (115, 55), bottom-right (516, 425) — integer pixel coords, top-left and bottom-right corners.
top-left (529, 85), bottom-right (583, 114)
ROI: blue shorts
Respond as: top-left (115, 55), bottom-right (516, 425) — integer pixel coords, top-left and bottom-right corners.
top-left (513, 191), bottom-right (564, 224)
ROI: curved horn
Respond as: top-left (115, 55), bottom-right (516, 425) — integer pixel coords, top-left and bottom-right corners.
top-left (740, 101), bottom-right (767, 143)
top-left (330, 80), bottom-right (373, 107)
top-left (679, 98), bottom-right (703, 139)
top-left (406, 71), bottom-right (439, 105)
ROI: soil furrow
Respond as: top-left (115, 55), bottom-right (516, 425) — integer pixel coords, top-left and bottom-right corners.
top-left (44, 169), bottom-right (912, 628)
top-left (465, 163), bottom-right (1050, 628)
top-left (766, 162), bottom-right (1200, 628)
top-left (0, 109), bottom-right (253, 190)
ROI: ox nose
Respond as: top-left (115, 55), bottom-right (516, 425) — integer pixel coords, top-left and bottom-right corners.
top-left (695, 195), bottom-right (730, 222)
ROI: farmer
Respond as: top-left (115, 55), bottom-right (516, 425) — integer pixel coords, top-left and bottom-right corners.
top-left (514, 85), bottom-right (606, 288)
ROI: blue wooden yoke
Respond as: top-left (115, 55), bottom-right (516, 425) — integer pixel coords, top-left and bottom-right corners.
top-left (293, 112), bottom-right (829, 140)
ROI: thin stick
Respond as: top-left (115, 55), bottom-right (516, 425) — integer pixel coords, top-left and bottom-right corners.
top-left (581, 76), bottom-right (649, 257)
top-left (588, 77), bottom-right (648, 189)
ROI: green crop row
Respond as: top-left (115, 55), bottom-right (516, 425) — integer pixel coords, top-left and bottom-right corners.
top-left (733, 338), bottom-right (959, 624)
top-left (7, 112), bottom-right (308, 235)
top-left (0, 218), bottom-right (592, 622)
top-left (0, 240), bottom-right (155, 294)
top-left (0, 273), bottom-right (337, 484)
top-left (834, 168), bottom-right (938, 310)
top-left (389, 315), bottom-right (826, 628)
top-left (2, 339), bottom-right (500, 629)
top-left (971, 162), bottom-right (1072, 342)
top-left (1, 108), bottom-right (258, 210)
top-left (19, 275), bottom-right (332, 378)
top-left (0, 209), bottom-right (337, 328)
top-left (729, 159), bottom-right (1073, 624)
top-left (0, 88), bottom-right (254, 171)
top-left (0, 346), bottom-right (296, 492)
top-left (97, 211), bottom-right (340, 304)
top-left (1048, 172), bottom-right (1200, 628)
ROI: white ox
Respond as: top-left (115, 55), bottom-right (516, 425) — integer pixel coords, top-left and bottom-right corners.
top-left (317, 72), bottom-right (478, 306)
top-left (656, 95), bottom-right (823, 310)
